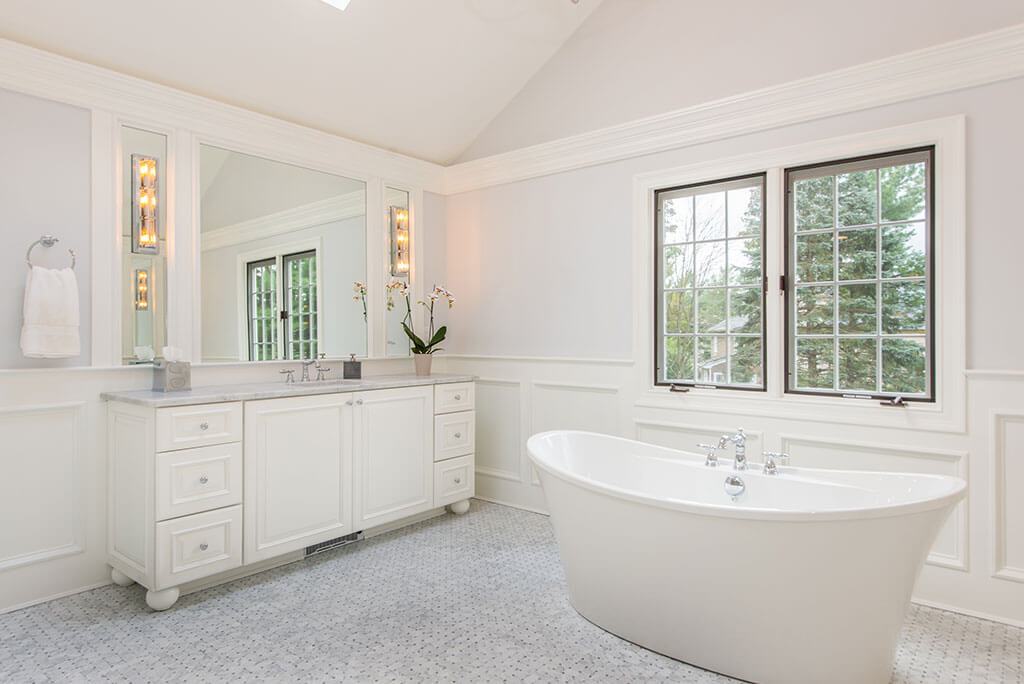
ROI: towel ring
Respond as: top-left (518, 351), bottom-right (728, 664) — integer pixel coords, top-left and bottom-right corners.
top-left (26, 234), bottom-right (76, 270)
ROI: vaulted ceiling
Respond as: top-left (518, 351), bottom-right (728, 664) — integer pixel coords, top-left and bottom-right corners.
top-left (0, 0), bottom-right (602, 164)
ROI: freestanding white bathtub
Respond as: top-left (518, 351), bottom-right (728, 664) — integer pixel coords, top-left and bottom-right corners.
top-left (527, 431), bottom-right (966, 684)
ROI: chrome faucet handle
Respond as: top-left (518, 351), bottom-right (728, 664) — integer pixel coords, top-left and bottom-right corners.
top-left (279, 369), bottom-right (295, 384)
top-left (300, 359), bottom-right (316, 382)
top-left (732, 427), bottom-right (746, 445)
top-left (316, 366), bottom-right (332, 381)
top-left (716, 434), bottom-right (731, 450)
top-left (697, 442), bottom-right (720, 467)
top-left (762, 451), bottom-right (790, 476)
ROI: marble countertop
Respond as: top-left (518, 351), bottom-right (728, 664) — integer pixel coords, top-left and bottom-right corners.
top-left (101, 373), bottom-right (476, 408)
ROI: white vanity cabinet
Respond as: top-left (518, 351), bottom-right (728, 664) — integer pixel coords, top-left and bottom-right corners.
top-left (104, 375), bottom-right (474, 611)
top-left (243, 393), bottom-right (355, 563)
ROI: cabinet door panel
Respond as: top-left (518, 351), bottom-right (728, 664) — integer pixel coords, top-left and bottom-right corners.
top-left (354, 387), bottom-right (433, 528)
top-left (244, 393), bottom-right (353, 563)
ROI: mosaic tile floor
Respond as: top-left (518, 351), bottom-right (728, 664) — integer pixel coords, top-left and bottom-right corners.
top-left (0, 500), bottom-right (1021, 682)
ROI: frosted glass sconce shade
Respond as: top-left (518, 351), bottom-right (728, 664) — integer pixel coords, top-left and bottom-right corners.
top-left (135, 268), bottom-right (150, 310)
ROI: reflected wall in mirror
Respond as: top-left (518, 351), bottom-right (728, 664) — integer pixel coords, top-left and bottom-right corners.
top-left (121, 126), bottom-right (168, 365)
top-left (199, 145), bottom-right (367, 362)
top-left (385, 187), bottom-right (411, 357)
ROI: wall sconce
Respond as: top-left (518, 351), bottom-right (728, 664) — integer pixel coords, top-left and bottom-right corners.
top-left (134, 268), bottom-right (150, 311)
top-left (132, 154), bottom-right (159, 255)
top-left (390, 206), bottom-right (409, 276)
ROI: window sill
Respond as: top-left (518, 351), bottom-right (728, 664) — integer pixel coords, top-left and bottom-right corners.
top-left (635, 384), bottom-right (964, 433)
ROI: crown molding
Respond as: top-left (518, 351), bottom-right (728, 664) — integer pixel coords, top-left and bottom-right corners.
top-left (0, 38), bottom-right (445, 193)
top-left (200, 191), bottom-right (366, 252)
top-left (443, 23), bottom-right (1024, 194)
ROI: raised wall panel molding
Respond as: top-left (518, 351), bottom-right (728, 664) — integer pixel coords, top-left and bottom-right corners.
top-left (633, 419), bottom-right (762, 455)
top-left (966, 370), bottom-right (1024, 381)
top-left (474, 378), bottom-right (524, 484)
top-left (0, 403), bottom-right (85, 571)
top-left (532, 380), bottom-right (620, 394)
top-left (991, 411), bottom-right (1024, 583)
top-left (444, 354), bottom-right (635, 366)
top-left (444, 23), bottom-right (1024, 194)
top-left (0, 38), bottom-right (445, 193)
top-left (201, 192), bottom-right (366, 252)
top-left (779, 433), bottom-right (968, 571)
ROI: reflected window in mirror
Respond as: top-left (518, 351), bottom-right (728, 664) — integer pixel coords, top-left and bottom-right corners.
top-left (385, 187), bottom-right (411, 358)
top-left (245, 250), bottom-right (320, 361)
top-left (121, 126), bottom-right (168, 365)
top-left (199, 144), bottom-right (366, 362)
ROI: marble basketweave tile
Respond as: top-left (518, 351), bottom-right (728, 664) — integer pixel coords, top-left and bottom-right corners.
top-left (0, 501), bottom-right (1020, 683)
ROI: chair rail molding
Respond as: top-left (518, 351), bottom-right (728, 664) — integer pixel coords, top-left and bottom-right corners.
top-left (443, 22), bottom-right (1024, 194)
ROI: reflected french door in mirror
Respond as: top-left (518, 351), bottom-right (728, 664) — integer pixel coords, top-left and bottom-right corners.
top-left (245, 250), bottom-right (320, 361)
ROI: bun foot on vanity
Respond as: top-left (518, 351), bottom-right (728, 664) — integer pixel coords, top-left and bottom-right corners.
top-left (145, 587), bottom-right (180, 611)
top-left (448, 499), bottom-right (470, 515)
top-left (110, 568), bottom-right (134, 587)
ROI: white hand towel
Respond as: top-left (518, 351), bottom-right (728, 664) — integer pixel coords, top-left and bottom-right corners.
top-left (20, 266), bottom-right (81, 359)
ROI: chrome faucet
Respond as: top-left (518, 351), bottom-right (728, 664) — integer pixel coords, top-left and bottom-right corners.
top-left (727, 428), bottom-right (748, 471)
top-left (762, 451), bottom-right (790, 476)
top-left (300, 359), bottom-right (316, 382)
top-left (697, 435), bottom-right (732, 468)
top-left (314, 354), bottom-right (332, 381)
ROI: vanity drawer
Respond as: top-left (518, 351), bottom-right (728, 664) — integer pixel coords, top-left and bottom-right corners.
top-left (156, 402), bottom-right (242, 452)
top-left (155, 443), bottom-right (242, 521)
top-left (434, 454), bottom-right (474, 508)
top-left (434, 382), bottom-right (474, 414)
top-left (154, 505), bottom-right (242, 590)
top-left (434, 411), bottom-right (475, 461)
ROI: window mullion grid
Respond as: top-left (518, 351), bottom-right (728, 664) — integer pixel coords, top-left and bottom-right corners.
top-left (724, 191), bottom-right (731, 383)
top-left (875, 171), bottom-right (883, 395)
top-left (832, 175), bottom-right (839, 392)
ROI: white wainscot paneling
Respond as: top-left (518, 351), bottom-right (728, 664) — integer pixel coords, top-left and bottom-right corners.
top-left (992, 412), bottom-right (1024, 583)
top-left (635, 419), bottom-right (763, 463)
top-left (475, 379), bottom-right (522, 483)
top-left (531, 380), bottom-right (620, 484)
top-left (0, 403), bottom-right (85, 570)
top-left (780, 433), bottom-right (968, 571)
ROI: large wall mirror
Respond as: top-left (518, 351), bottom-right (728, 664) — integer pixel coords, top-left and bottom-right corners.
top-left (121, 126), bottom-right (168, 365)
top-left (199, 145), bottom-right (367, 362)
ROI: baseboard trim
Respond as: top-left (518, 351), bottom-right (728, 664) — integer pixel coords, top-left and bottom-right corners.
top-left (473, 495), bottom-right (549, 516)
top-left (911, 597), bottom-right (1024, 628)
top-left (0, 580), bottom-right (111, 615)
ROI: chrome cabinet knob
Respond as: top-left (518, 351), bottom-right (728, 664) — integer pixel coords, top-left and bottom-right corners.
top-left (199, 475), bottom-right (208, 485)
top-left (454, 477), bottom-right (462, 484)
top-left (199, 543), bottom-right (209, 551)
top-left (454, 394), bottom-right (461, 400)
top-left (454, 432), bottom-right (461, 439)
top-left (356, 399), bottom-right (363, 405)
top-left (199, 422), bottom-right (209, 431)
top-left (345, 399), bottom-right (353, 406)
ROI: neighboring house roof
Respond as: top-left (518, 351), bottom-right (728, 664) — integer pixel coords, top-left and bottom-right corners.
top-left (706, 315), bottom-right (748, 334)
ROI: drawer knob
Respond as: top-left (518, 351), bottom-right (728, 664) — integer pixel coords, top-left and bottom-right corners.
top-left (345, 400), bottom-right (353, 406)
top-left (199, 475), bottom-right (209, 485)
top-left (454, 394), bottom-right (461, 400)
top-left (454, 477), bottom-right (462, 484)
top-left (199, 422), bottom-right (209, 431)
top-left (356, 399), bottom-right (363, 405)
top-left (199, 543), bottom-right (209, 551)
top-left (454, 432), bottom-right (461, 439)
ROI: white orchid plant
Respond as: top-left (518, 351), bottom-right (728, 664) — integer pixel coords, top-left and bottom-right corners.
top-left (353, 281), bottom-right (367, 322)
top-left (386, 279), bottom-right (455, 355)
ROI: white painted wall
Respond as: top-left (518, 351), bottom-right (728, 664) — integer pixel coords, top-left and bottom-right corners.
top-left (447, 78), bottom-right (1024, 370)
top-left (0, 87), bottom-right (91, 368)
top-left (459, 0), bottom-right (1024, 160)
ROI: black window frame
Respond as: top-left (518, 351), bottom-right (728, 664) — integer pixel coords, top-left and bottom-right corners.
top-left (653, 172), bottom-right (768, 392)
top-left (783, 146), bottom-right (936, 403)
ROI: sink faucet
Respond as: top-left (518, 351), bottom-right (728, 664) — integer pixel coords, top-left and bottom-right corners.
top-left (300, 359), bottom-right (316, 382)
top-left (726, 428), bottom-right (748, 471)
top-left (314, 354), bottom-right (332, 381)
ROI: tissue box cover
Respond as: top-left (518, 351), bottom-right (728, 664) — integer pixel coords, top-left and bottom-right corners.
top-left (153, 361), bottom-right (191, 392)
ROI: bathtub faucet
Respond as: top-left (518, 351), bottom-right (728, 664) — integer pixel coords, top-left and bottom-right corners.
top-left (727, 428), bottom-right (748, 470)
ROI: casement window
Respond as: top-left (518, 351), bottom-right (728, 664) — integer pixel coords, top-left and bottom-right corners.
top-left (654, 173), bottom-right (766, 390)
top-left (785, 148), bottom-right (934, 401)
top-left (246, 250), bottom-right (319, 361)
